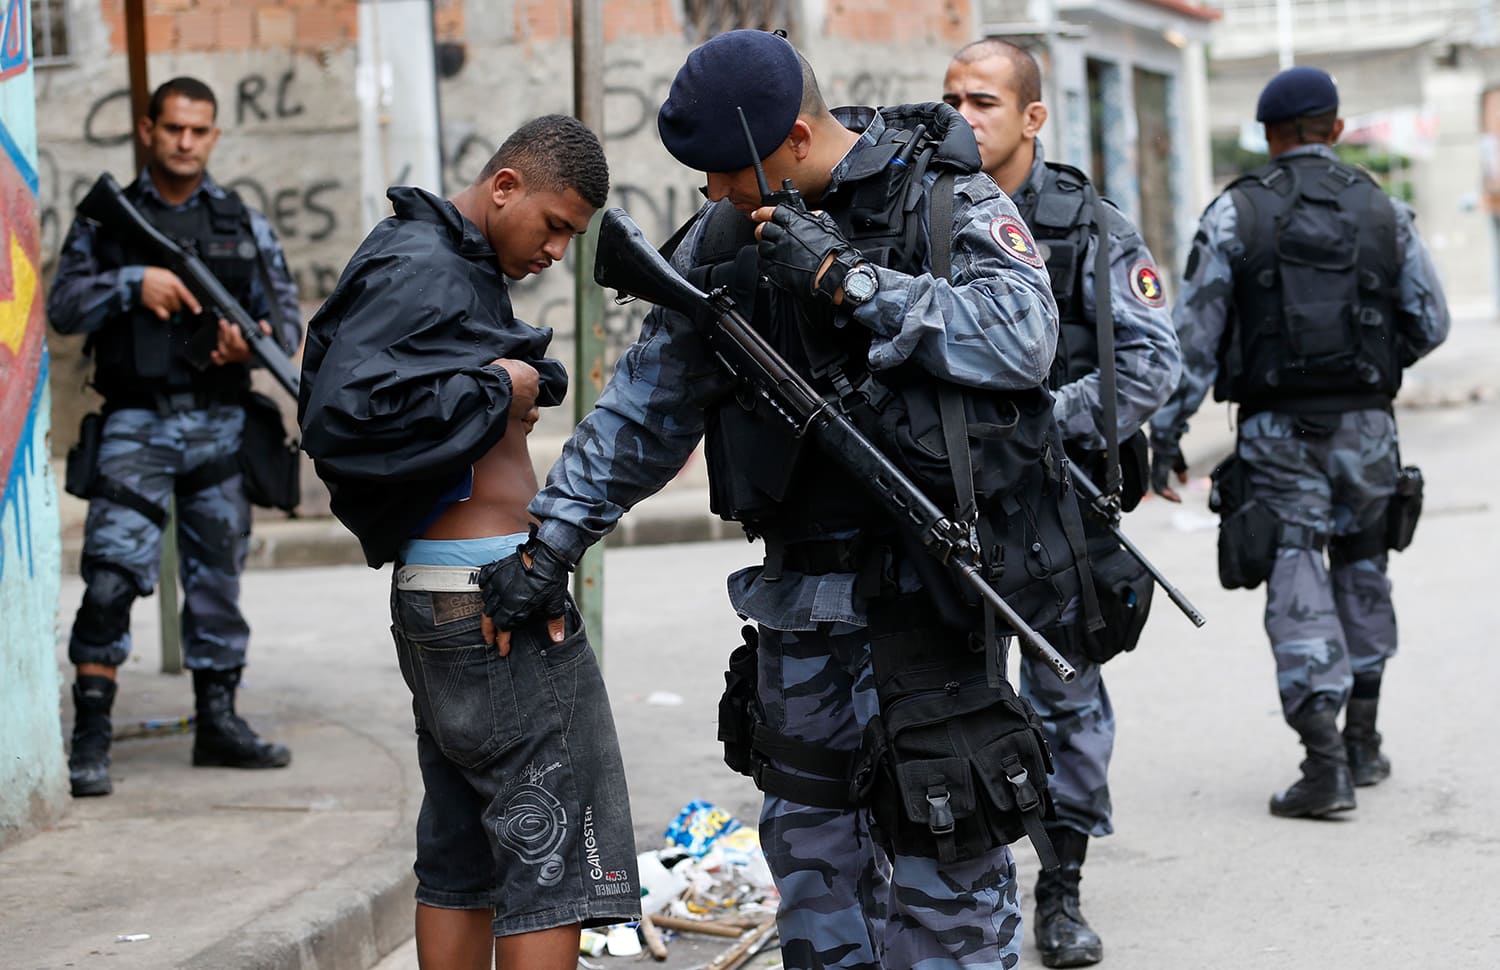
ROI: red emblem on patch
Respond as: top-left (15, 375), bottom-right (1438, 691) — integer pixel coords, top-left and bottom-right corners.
top-left (1130, 261), bottom-right (1166, 307)
top-left (990, 217), bottom-right (1044, 268)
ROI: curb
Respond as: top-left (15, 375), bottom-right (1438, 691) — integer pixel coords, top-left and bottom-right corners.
top-left (180, 846), bottom-right (416, 970)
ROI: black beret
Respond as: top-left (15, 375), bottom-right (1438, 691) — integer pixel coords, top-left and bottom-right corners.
top-left (1256, 66), bottom-right (1339, 124)
top-left (657, 30), bottom-right (804, 173)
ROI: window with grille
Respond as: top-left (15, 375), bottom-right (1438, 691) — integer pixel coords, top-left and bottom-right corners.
top-left (683, 0), bottom-right (798, 43)
top-left (31, 0), bottom-right (70, 65)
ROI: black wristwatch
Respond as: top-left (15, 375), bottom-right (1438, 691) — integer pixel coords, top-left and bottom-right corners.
top-left (841, 263), bottom-right (879, 306)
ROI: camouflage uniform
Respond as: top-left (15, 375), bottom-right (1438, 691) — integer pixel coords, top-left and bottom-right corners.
top-left (48, 171), bottom-right (300, 671)
top-left (1152, 143), bottom-right (1449, 724)
top-left (1013, 144), bottom-right (1181, 839)
top-left (531, 110), bottom-right (1061, 968)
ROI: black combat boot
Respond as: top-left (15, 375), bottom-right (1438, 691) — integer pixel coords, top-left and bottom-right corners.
top-left (69, 674), bottom-right (117, 797)
top-left (1343, 691), bottom-right (1390, 787)
top-left (1034, 826), bottom-right (1103, 968)
top-left (1269, 696), bottom-right (1355, 818)
top-left (192, 668), bottom-right (292, 769)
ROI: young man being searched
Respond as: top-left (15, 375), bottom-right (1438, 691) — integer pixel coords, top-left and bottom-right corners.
top-left (299, 115), bottom-right (639, 970)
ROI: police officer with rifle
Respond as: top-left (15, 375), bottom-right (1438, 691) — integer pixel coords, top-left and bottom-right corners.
top-left (942, 40), bottom-right (1185, 968)
top-left (1150, 67), bottom-right (1449, 819)
top-left (481, 29), bottom-right (1097, 970)
top-left (47, 77), bottom-right (301, 798)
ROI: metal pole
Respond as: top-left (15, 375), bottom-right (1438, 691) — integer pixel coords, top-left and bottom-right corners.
top-left (572, 0), bottom-right (607, 661)
top-left (158, 499), bottom-right (183, 673)
top-left (124, 0), bottom-right (150, 173)
top-left (121, 0), bottom-right (184, 673)
top-left (1275, 0), bottom-right (1295, 70)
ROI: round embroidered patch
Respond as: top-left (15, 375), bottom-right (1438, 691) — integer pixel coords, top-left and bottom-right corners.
top-left (1130, 261), bottom-right (1167, 307)
top-left (991, 217), bottom-right (1044, 269)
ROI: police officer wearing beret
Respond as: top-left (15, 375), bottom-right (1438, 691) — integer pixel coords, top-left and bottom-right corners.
top-left (944, 39), bottom-right (1181, 968)
top-left (1151, 67), bottom-right (1449, 818)
top-left (47, 77), bottom-right (301, 797)
top-left (484, 28), bottom-right (1093, 970)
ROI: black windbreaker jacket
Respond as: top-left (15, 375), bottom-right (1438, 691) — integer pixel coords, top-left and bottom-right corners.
top-left (298, 186), bottom-right (568, 566)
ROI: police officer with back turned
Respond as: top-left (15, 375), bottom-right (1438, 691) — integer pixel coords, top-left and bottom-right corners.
top-left (47, 76), bottom-right (302, 798)
top-left (944, 39), bottom-right (1181, 968)
top-left (1151, 67), bottom-right (1449, 819)
top-left (483, 28), bottom-right (1095, 970)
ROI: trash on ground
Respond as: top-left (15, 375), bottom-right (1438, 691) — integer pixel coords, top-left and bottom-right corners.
top-left (115, 934), bottom-right (151, 943)
top-left (592, 800), bottom-right (781, 961)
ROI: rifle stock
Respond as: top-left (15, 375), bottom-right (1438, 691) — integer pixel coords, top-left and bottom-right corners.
top-left (596, 207), bottom-right (1076, 683)
top-left (77, 173), bottom-right (301, 399)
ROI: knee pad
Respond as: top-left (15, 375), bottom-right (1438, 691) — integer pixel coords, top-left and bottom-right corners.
top-left (74, 566), bottom-right (138, 646)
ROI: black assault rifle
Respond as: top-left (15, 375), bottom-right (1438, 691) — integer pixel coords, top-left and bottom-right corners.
top-left (1070, 470), bottom-right (1207, 627)
top-left (594, 206), bottom-right (1077, 684)
top-left (77, 172), bottom-right (301, 398)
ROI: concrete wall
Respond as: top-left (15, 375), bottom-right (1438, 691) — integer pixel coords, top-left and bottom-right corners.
top-left (1, 12), bottom-right (67, 847)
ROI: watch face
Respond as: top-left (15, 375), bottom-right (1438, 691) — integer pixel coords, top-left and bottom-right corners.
top-left (846, 267), bottom-right (877, 303)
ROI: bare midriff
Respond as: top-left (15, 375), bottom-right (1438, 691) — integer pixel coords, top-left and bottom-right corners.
top-left (417, 416), bottom-right (538, 540)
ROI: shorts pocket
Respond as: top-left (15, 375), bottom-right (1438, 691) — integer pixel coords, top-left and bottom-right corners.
top-left (404, 631), bottom-right (522, 769)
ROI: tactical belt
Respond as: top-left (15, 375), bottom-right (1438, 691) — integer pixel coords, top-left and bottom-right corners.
top-left (1238, 393), bottom-right (1392, 419)
top-left (103, 388), bottom-right (243, 416)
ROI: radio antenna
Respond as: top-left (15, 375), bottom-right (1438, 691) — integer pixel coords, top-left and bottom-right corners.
top-left (736, 106), bottom-right (774, 201)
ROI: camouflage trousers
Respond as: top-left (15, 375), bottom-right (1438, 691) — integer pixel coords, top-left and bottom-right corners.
top-left (70, 405), bottom-right (251, 670)
top-left (1239, 409), bottom-right (1399, 722)
top-left (1020, 650), bottom-right (1114, 839)
top-left (755, 623), bottom-right (1022, 970)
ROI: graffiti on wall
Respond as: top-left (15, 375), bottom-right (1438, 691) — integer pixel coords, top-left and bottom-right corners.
top-left (1, 0), bottom-right (48, 578)
top-left (39, 65), bottom-right (357, 302)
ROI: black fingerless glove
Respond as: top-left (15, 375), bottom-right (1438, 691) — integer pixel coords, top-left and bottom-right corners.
top-left (756, 206), bottom-right (856, 304)
top-left (477, 526), bottom-right (572, 631)
top-left (1150, 441), bottom-right (1188, 496)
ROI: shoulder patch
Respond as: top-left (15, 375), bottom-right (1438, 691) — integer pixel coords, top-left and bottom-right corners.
top-left (991, 216), bottom-right (1045, 269)
top-left (1129, 260), bottom-right (1166, 307)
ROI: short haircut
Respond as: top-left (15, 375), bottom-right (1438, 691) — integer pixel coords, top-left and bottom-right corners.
top-left (951, 38), bottom-right (1043, 106)
top-left (477, 114), bottom-right (610, 209)
top-left (796, 50), bottom-right (830, 118)
top-left (1267, 110), bottom-right (1338, 145)
top-left (148, 77), bottom-right (218, 122)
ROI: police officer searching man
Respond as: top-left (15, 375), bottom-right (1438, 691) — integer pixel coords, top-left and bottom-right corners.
top-left (47, 76), bottom-right (302, 797)
top-left (1151, 67), bottom-right (1449, 818)
top-left (944, 39), bottom-right (1181, 969)
top-left (485, 28), bottom-right (1094, 970)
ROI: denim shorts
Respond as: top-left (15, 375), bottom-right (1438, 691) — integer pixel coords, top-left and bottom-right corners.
top-left (390, 565), bottom-right (640, 935)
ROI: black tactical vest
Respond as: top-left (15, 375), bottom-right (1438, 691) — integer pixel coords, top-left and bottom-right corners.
top-left (691, 105), bottom-right (1057, 544)
top-left (1219, 154), bottom-right (1402, 413)
top-left (1013, 162), bottom-right (1098, 391)
top-left (89, 181), bottom-right (260, 402)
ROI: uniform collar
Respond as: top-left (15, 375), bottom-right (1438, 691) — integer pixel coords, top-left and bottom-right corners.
top-left (1276, 143), bottom-right (1339, 162)
top-left (826, 107), bottom-right (890, 196)
top-left (1018, 138), bottom-right (1050, 200)
top-left (132, 168), bottom-right (225, 207)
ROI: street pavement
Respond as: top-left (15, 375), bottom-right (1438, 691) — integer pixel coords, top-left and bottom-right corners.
top-left (4, 317), bottom-right (1499, 970)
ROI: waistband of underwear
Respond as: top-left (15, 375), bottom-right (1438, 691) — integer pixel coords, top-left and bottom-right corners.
top-left (398, 532), bottom-right (528, 569)
top-left (395, 564), bottom-right (483, 593)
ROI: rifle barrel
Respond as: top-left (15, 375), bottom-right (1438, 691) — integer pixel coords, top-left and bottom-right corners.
top-left (1070, 469), bottom-right (1207, 627)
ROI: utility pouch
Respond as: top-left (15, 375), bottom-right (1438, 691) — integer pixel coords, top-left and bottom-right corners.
top-left (65, 412), bottom-right (104, 499)
top-left (718, 625), bottom-right (760, 776)
top-left (1385, 465), bottom-right (1424, 552)
top-left (1080, 534), bottom-right (1154, 664)
top-left (1210, 454), bottom-right (1279, 590)
top-left (238, 391), bottom-right (301, 512)
top-left (861, 621), bottom-right (1057, 868)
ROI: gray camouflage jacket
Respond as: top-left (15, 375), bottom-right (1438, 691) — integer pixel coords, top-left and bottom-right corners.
top-left (530, 108), bottom-right (1060, 630)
